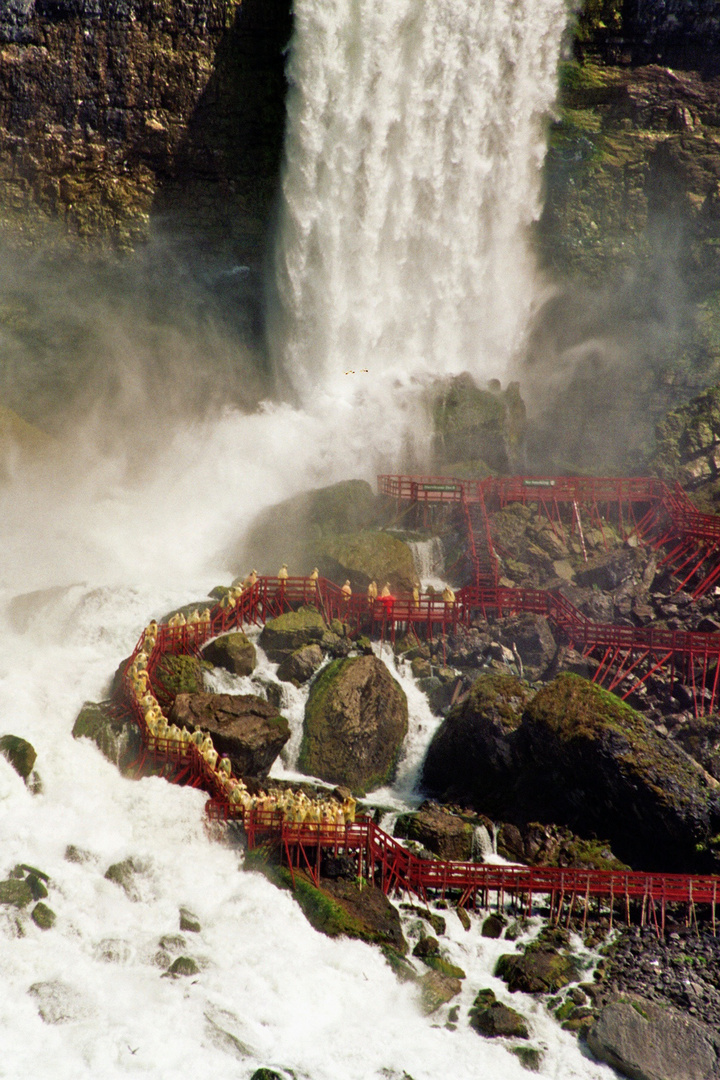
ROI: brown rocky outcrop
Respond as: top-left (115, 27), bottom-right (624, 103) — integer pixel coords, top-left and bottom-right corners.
top-left (169, 692), bottom-right (289, 779)
top-left (299, 655), bottom-right (408, 795)
top-left (0, 0), bottom-right (292, 254)
top-left (587, 996), bottom-right (720, 1080)
top-left (393, 803), bottom-right (474, 861)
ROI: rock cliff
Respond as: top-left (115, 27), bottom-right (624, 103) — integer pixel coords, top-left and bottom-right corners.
top-left (0, 0), bottom-right (291, 256)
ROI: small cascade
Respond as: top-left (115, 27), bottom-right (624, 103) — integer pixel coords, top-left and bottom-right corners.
top-left (472, 824), bottom-right (495, 862)
top-left (408, 536), bottom-right (446, 589)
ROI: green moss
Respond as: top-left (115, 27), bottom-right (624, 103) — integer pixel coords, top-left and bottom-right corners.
top-left (421, 956), bottom-right (466, 979)
top-left (510, 1046), bottom-right (542, 1073)
top-left (154, 655), bottom-right (211, 698)
top-left (464, 673), bottom-right (533, 729)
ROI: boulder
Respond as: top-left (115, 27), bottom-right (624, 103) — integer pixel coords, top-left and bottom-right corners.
top-left (153, 655), bottom-right (210, 699)
top-left (499, 616), bottom-right (556, 680)
top-left (518, 674), bottom-right (720, 871)
top-left (419, 970), bottom-right (463, 1015)
top-left (421, 674), bottom-right (533, 814)
top-left (430, 373), bottom-right (526, 473)
top-left (496, 941), bottom-right (579, 995)
top-left (230, 479), bottom-right (382, 575)
top-left (394, 804), bottom-right (473, 861)
top-left (72, 701), bottom-right (140, 775)
top-left (586, 997), bottom-right (720, 1080)
top-left (276, 644), bottom-right (324, 685)
top-left (299, 655), bottom-right (408, 795)
top-left (0, 879), bottom-right (33, 907)
top-left (31, 903), bottom-right (56, 930)
top-left (202, 633), bottom-right (256, 677)
top-left (425, 672), bottom-right (720, 872)
top-left (0, 734), bottom-right (36, 780)
top-left (259, 607), bottom-right (326, 663)
top-left (169, 693), bottom-right (290, 779)
top-left (469, 989), bottom-right (530, 1039)
top-left (317, 530), bottom-right (417, 593)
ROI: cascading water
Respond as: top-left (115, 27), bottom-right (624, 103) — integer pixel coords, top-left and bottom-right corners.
top-left (0, 0), bottom-right (619, 1077)
top-left (270, 0), bottom-right (570, 405)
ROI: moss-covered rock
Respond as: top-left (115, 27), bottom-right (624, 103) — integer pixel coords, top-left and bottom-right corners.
top-left (0, 734), bottom-right (36, 780)
top-left (259, 607), bottom-right (326, 663)
top-left (519, 674), bottom-right (720, 871)
top-left (31, 902), bottom-right (56, 930)
top-left (317, 530), bottom-right (417, 594)
top-left (104, 857), bottom-right (144, 901)
top-left (154, 655), bottom-right (211, 702)
top-left (232, 480), bottom-right (382, 576)
top-left (201, 632), bottom-right (256, 677)
top-left (421, 674), bottom-right (533, 814)
top-left (166, 956), bottom-right (199, 977)
top-left (419, 969), bottom-right (463, 1015)
top-left (276, 643), bottom-right (324, 685)
top-left (469, 987), bottom-right (530, 1039)
top-left (247, 854), bottom-right (406, 952)
top-left (299, 655), bottom-right (408, 796)
top-left (496, 943), bottom-right (579, 995)
top-left (430, 372), bottom-right (527, 473)
top-left (71, 701), bottom-right (141, 775)
top-left (0, 878), bottom-right (33, 907)
top-left (649, 385), bottom-right (720, 488)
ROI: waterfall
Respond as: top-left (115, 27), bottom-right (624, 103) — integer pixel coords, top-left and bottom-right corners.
top-left (472, 824), bottom-right (495, 861)
top-left (408, 536), bottom-right (446, 588)
top-left (269, 0), bottom-right (569, 404)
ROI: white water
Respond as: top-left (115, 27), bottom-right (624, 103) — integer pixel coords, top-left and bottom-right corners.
top-left (0, 0), bottom-right (620, 1076)
top-left (408, 538), bottom-right (448, 592)
top-left (270, 0), bottom-right (569, 402)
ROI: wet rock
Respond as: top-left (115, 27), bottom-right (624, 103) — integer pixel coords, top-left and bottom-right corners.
top-left (104, 857), bottom-right (145, 901)
top-left (154, 655), bottom-right (211, 700)
top-left (430, 373), bottom-right (527, 474)
top-left (455, 906), bottom-right (471, 931)
top-left (259, 607), bottom-right (326, 663)
top-left (496, 937), bottom-right (579, 995)
top-left (394, 803), bottom-right (473, 861)
top-left (481, 914), bottom-right (506, 939)
top-left (0, 879), bottom-right (33, 907)
top-left (587, 997), bottom-right (720, 1080)
top-left (421, 673), bottom-right (533, 814)
top-left (299, 655), bottom-right (408, 795)
top-left (276, 643), bottom-right (324, 685)
top-left (469, 988), bottom-right (530, 1039)
top-left (421, 955), bottom-right (466, 979)
top-left (517, 674), bottom-right (720, 871)
top-left (419, 969), bottom-right (463, 1014)
top-left (399, 904), bottom-right (447, 937)
top-left (71, 700), bottom-right (140, 775)
top-left (413, 936), bottom-right (440, 959)
top-left (166, 956), bottom-right (199, 977)
top-left (500, 616), bottom-right (557, 680)
top-left (31, 902), bottom-right (56, 930)
top-left (235, 480), bottom-right (382, 577)
top-left (179, 907), bottom-right (201, 933)
top-left (170, 693), bottom-right (290, 781)
top-left (318, 530), bottom-right (417, 593)
top-left (0, 734), bottom-right (36, 780)
top-left (202, 633), bottom-right (256, 677)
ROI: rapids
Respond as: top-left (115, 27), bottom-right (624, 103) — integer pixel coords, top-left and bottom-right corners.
top-left (0, 0), bottom-right (618, 1075)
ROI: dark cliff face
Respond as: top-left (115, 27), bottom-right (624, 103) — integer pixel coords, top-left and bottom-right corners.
top-left (631, 0), bottom-right (720, 73)
top-left (0, 0), bottom-right (292, 256)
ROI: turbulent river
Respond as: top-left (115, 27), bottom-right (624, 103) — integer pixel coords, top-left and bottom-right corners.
top-left (0, 0), bottom-right (618, 1077)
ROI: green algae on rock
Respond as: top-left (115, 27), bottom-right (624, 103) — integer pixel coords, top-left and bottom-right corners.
top-left (201, 632), bottom-right (256, 677)
top-left (259, 607), bottom-right (326, 663)
top-left (72, 701), bottom-right (141, 775)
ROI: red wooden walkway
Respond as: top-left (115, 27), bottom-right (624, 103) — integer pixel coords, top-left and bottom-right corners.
top-left (110, 471), bottom-right (720, 930)
top-left (378, 473), bottom-right (720, 716)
